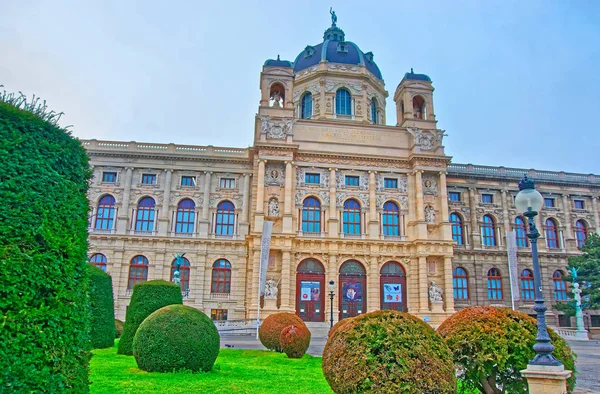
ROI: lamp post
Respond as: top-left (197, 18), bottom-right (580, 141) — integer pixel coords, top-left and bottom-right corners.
top-left (328, 280), bottom-right (335, 329)
top-left (515, 175), bottom-right (561, 366)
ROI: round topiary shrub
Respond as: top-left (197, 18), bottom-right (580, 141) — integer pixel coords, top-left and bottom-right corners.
top-left (0, 95), bottom-right (92, 392)
top-left (437, 306), bottom-right (577, 394)
top-left (88, 264), bottom-right (116, 349)
top-left (133, 305), bottom-right (220, 373)
top-left (115, 319), bottom-right (124, 339)
top-left (322, 310), bottom-right (455, 393)
top-left (279, 324), bottom-right (311, 358)
top-left (259, 312), bottom-right (307, 352)
top-left (117, 280), bottom-right (183, 355)
top-left (328, 316), bottom-right (354, 338)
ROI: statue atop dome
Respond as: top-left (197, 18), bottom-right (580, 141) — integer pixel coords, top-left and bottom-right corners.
top-left (330, 7), bottom-right (337, 27)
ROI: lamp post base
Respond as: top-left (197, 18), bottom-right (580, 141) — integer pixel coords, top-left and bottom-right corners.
top-left (521, 364), bottom-right (571, 394)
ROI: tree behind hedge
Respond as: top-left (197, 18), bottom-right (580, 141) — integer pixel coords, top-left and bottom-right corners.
top-left (117, 280), bottom-right (183, 355)
top-left (0, 96), bottom-right (92, 392)
top-left (88, 264), bottom-right (116, 348)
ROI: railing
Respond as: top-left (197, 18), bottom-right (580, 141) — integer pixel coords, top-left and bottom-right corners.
top-left (81, 139), bottom-right (250, 158)
top-left (213, 319), bottom-right (260, 335)
top-left (448, 163), bottom-right (599, 185)
top-left (210, 293), bottom-right (231, 300)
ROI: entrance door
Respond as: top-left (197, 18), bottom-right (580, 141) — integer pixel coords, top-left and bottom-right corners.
top-left (296, 259), bottom-right (325, 322)
top-left (339, 260), bottom-right (367, 320)
top-left (380, 261), bottom-right (407, 312)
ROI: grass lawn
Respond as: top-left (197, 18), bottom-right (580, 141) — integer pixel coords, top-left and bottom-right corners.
top-left (90, 344), bottom-right (333, 393)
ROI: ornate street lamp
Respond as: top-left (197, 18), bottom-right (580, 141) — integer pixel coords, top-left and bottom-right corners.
top-left (328, 280), bottom-right (335, 329)
top-left (515, 175), bottom-right (561, 366)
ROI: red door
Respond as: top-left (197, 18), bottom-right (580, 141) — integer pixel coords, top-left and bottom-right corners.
top-left (338, 260), bottom-right (367, 320)
top-left (380, 261), bottom-right (407, 312)
top-left (296, 272), bottom-right (325, 322)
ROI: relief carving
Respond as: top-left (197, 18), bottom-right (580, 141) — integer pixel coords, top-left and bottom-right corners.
top-left (259, 116), bottom-right (296, 140)
top-left (422, 175), bottom-right (438, 195)
top-left (265, 163), bottom-right (285, 186)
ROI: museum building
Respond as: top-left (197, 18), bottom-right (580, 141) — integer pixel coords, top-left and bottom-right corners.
top-left (84, 16), bottom-right (600, 329)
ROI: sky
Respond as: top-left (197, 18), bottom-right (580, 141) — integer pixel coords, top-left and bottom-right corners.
top-left (2, 0), bottom-right (599, 174)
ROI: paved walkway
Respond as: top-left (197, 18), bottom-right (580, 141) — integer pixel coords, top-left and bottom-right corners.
top-left (220, 335), bottom-right (600, 393)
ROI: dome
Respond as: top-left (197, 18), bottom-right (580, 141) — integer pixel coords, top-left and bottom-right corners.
top-left (402, 69), bottom-right (431, 82)
top-left (292, 17), bottom-right (383, 80)
top-left (264, 55), bottom-right (293, 68)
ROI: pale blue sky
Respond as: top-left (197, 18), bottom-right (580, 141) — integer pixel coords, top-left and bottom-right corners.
top-left (2, 1), bottom-right (599, 173)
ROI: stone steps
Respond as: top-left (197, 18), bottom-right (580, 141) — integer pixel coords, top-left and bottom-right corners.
top-left (304, 322), bottom-right (331, 338)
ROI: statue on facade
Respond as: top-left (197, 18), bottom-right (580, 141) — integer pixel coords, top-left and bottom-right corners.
top-left (330, 7), bottom-right (337, 26)
top-left (264, 277), bottom-right (279, 299)
top-left (268, 198), bottom-right (280, 217)
top-left (271, 91), bottom-right (282, 108)
top-left (425, 205), bottom-right (436, 224)
top-left (172, 253), bottom-right (185, 285)
top-left (573, 282), bottom-right (582, 307)
top-left (429, 281), bottom-right (443, 303)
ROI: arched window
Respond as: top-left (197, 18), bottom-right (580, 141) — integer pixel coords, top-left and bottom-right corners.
top-left (515, 217), bottom-right (528, 247)
top-left (302, 197), bottom-right (321, 233)
top-left (521, 269), bottom-right (535, 300)
top-left (301, 92), bottom-right (312, 119)
top-left (343, 199), bottom-right (361, 235)
top-left (336, 88), bottom-right (352, 116)
top-left (211, 259), bottom-right (231, 294)
top-left (175, 199), bottom-right (195, 234)
top-left (297, 259), bottom-right (325, 273)
top-left (90, 253), bottom-right (107, 272)
top-left (371, 97), bottom-right (378, 124)
top-left (95, 195), bottom-right (116, 230)
top-left (449, 213), bottom-right (464, 245)
top-left (170, 257), bottom-right (191, 291)
top-left (452, 267), bottom-right (469, 300)
top-left (382, 201), bottom-right (400, 236)
top-left (575, 220), bottom-right (588, 248)
top-left (545, 218), bottom-right (559, 249)
top-left (412, 95), bottom-right (426, 119)
top-left (215, 201), bottom-right (235, 235)
top-left (482, 215), bottom-right (497, 246)
top-left (128, 255), bottom-right (149, 289)
top-left (487, 268), bottom-right (503, 300)
top-left (135, 197), bottom-right (156, 232)
top-left (553, 271), bottom-right (568, 301)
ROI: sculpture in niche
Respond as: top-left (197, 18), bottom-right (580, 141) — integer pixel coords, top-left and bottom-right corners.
top-left (425, 205), bottom-right (436, 223)
top-left (272, 91), bottom-right (282, 107)
top-left (429, 281), bottom-right (443, 303)
top-left (268, 198), bottom-right (280, 217)
top-left (264, 277), bottom-right (279, 299)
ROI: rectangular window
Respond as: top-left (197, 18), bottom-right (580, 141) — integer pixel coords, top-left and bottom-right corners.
top-left (481, 194), bottom-right (493, 204)
top-left (345, 175), bottom-right (359, 187)
top-left (558, 315), bottom-right (571, 328)
top-left (449, 192), bottom-right (461, 202)
top-left (220, 178), bottom-right (235, 189)
top-left (384, 178), bottom-right (398, 189)
top-left (305, 173), bottom-right (320, 184)
top-left (141, 174), bottom-right (157, 185)
top-left (181, 176), bottom-right (196, 187)
top-left (102, 172), bottom-right (117, 183)
top-left (544, 198), bottom-right (555, 208)
top-left (592, 315), bottom-right (600, 327)
top-left (574, 200), bottom-right (585, 209)
top-left (210, 309), bottom-right (228, 321)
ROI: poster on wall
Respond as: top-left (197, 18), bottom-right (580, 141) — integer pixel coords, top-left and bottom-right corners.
top-left (300, 281), bottom-right (320, 301)
top-left (342, 282), bottom-right (363, 302)
top-left (383, 283), bottom-right (402, 303)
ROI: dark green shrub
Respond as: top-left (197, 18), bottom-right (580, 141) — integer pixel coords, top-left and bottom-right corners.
top-left (322, 310), bottom-right (455, 393)
top-left (133, 305), bottom-right (220, 372)
top-left (117, 280), bottom-right (183, 355)
top-left (115, 319), bottom-right (124, 339)
top-left (0, 97), bottom-right (92, 392)
top-left (88, 264), bottom-right (116, 349)
top-left (280, 324), bottom-right (311, 358)
top-left (438, 306), bottom-right (577, 394)
top-left (259, 312), bottom-right (307, 352)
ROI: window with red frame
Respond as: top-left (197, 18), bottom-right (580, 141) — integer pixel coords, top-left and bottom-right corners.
top-left (553, 271), bottom-right (568, 301)
top-left (545, 218), bottom-right (559, 249)
top-left (90, 253), bottom-right (107, 272)
top-left (211, 259), bottom-right (231, 293)
top-left (128, 255), bottom-right (149, 289)
top-left (487, 268), bottom-right (503, 300)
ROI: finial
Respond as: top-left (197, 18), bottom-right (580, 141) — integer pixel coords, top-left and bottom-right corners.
top-left (277, 54), bottom-right (280, 61)
top-left (411, 68), bottom-right (414, 73)
top-left (518, 174), bottom-right (536, 190)
top-left (330, 7), bottom-right (337, 27)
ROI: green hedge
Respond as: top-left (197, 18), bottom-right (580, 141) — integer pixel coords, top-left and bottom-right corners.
top-left (117, 280), bottom-right (183, 355)
top-left (0, 100), bottom-right (92, 392)
top-left (88, 264), bottom-right (116, 348)
top-left (133, 305), bottom-right (220, 372)
top-left (115, 319), bottom-right (124, 339)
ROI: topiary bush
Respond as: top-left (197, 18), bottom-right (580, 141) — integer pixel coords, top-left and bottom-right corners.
top-left (437, 306), bottom-right (577, 394)
top-left (322, 310), bottom-right (456, 393)
top-left (88, 264), bottom-right (116, 349)
top-left (0, 94), bottom-right (92, 392)
top-left (279, 324), bottom-right (311, 358)
top-left (133, 304), bottom-right (220, 372)
top-left (117, 280), bottom-right (183, 355)
top-left (115, 319), bottom-right (124, 339)
top-left (259, 312), bottom-right (307, 352)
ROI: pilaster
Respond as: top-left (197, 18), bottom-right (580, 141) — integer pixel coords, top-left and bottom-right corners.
top-left (469, 188), bottom-right (482, 248)
top-left (443, 257), bottom-right (455, 313)
top-left (116, 167), bottom-right (133, 234)
top-left (328, 168), bottom-right (339, 237)
top-left (418, 256), bottom-right (428, 313)
top-left (280, 251), bottom-right (292, 310)
top-left (593, 196), bottom-right (600, 235)
top-left (368, 171), bottom-right (379, 239)
top-left (283, 161), bottom-right (294, 233)
top-left (562, 194), bottom-right (574, 247)
top-left (439, 171), bottom-right (451, 240)
top-left (158, 169), bottom-right (173, 236)
top-left (198, 171), bottom-right (212, 238)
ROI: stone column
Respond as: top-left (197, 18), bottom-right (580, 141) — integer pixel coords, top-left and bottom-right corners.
top-left (280, 251), bottom-right (292, 310)
top-left (116, 167), bottom-right (133, 234)
top-left (521, 365), bottom-right (572, 394)
top-left (501, 189), bottom-right (511, 244)
top-left (593, 196), bottom-right (600, 235)
top-left (241, 174), bottom-right (250, 222)
top-left (328, 253), bottom-right (338, 325)
top-left (198, 171), bottom-right (212, 237)
top-left (328, 168), bottom-right (338, 237)
top-left (319, 79), bottom-right (326, 119)
top-left (443, 257), bottom-right (455, 313)
top-left (256, 160), bottom-right (266, 213)
top-left (418, 256), bottom-right (429, 313)
top-left (562, 194), bottom-right (573, 242)
top-left (158, 169), bottom-right (173, 236)
top-left (283, 161), bottom-right (293, 233)
top-left (439, 171), bottom-right (451, 239)
top-left (368, 255), bottom-right (379, 312)
top-left (469, 188), bottom-right (481, 248)
top-left (368, 171), bottom-right (379, 239)
top-left (415, 170), bottom-right (425, 220)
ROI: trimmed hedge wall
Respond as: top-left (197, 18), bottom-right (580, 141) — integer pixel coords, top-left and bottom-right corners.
top-left (280, 324), bottom-right (311, 358)
top-left (322, 310), bottom-right (456, 393)
top-left (88, 264), bottom-right (116, 349)
top-left (133, 305), bottom-right (220, 372)
top-left (0, 100), bottom-right (92, 392)
top-left (117, 280), bottom-right (183, 355)
top-left (115, 319), bottom-right (124, 339)
top-left (258, 312), bottom-right (307, 352)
